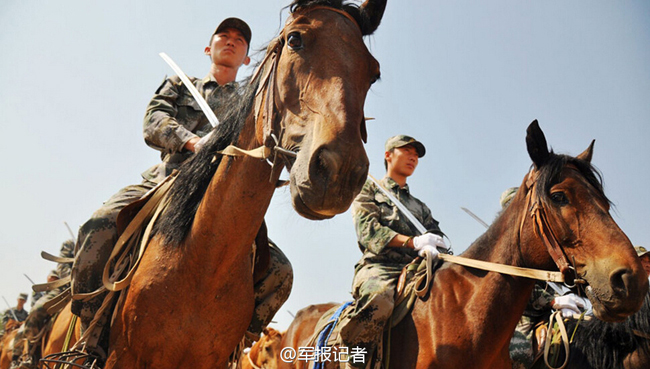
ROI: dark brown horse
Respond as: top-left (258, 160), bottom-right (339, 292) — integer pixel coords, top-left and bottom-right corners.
top-left (101, 1), bottom-right (386, 368)
top-left (281, 121), bottom-right (648, 369)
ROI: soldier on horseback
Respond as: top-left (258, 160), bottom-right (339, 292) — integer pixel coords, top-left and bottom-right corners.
top-left (338, 135), bottom-right (449, 367)
top-left (1, 294), bottom-right (28, 337)
top-left (68, 17), bottom-right (292, 364)
top-left (8, 240), bottom-right (74, 369)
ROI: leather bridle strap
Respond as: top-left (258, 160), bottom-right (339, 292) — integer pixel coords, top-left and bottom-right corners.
top-left (525, 169), bottom-right (577, 284)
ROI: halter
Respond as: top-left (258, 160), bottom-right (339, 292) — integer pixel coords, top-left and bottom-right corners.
top-left (519, 168), bottom-right (583, 286)
top-left (218, 6), bottom-right (361, 179)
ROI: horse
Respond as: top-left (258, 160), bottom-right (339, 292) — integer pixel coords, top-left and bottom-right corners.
top-left (0, 328), bottom-right (19, 369)
top-left (277, 303), bottom-right (338, 369)
top-left (41, 302), bottom-right (81, 365)
top-left (241, 327), bottom-right (284, 369)
top-left (556, 293), bottom-right (650, 369)
top-left (280, 121), bottom-right (649, 369)
top-left (98, 1), bottom-right (387, 368)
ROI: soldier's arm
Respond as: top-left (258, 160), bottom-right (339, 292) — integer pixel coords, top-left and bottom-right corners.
top-left (143, 77), bottom-right (199, 154)
top-left (352, 181), bottom-right (399, 255)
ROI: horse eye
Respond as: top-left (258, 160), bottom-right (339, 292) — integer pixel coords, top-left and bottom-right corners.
top-left (550, 192), bottom-right (569, 205)
top-left (287, 32), bottom-right (303, 50)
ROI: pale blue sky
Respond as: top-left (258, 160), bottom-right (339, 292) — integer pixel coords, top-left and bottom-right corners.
top-left (1, 1), bottom-right (648, 330)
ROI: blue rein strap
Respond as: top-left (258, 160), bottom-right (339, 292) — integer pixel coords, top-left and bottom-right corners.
top-left (314, 301), bottom-right (353, 369)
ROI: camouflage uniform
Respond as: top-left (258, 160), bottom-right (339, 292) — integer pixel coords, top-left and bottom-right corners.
top-left (11, 240), bottom-right (75, 364)
top-left (1, 307), bottom-right (28, 331)
top-left (339, 177), bottom-right (443, 365)
top-left (509, 282), bottom-right (555, 369)
top-left (71, 74), bottom-right (292, 340)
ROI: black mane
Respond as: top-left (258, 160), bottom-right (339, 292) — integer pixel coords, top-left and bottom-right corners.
top-left (567, 293), bottom-right (650, 369)
top-left (533, 151), bottom-right (611, 210)
top-left (466, 150), bottom-right (610, 260)
top-left (152, 76), bottom-right (260, 245)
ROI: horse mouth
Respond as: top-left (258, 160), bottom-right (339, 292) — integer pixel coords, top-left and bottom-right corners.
top-left (291, 189), bottom-right (335, 220)
top-left (585, 285), bottom-right (629, 323)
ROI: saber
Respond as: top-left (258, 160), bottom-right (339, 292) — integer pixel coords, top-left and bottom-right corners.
top-left (368, 174), bottom-right (427, 235)
top-left (159, 52), bottom-right (220, 128)
top-left (1, 296), bottom-right (19, 321)
top-left (64, 221), bottom-right (76, 243)
top-left (23, 274), bottom-right (36, 285)
top-left (461, 207), bottom-right (489, 229)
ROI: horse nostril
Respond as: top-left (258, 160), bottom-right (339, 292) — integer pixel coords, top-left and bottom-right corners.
top-left (609, 267), bottom-right (632, 298)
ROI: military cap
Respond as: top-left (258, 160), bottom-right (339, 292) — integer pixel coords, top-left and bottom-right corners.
top-left (635, 246), bottom-right (649, 258)
top-left (18, 293), bottom-right (27, 301)
top-left (500, 187), bottom-right (519, 209)
top-left (385, 135), bottom-right (426, 157)
top-left (214, 17), bottom-right (252, 49)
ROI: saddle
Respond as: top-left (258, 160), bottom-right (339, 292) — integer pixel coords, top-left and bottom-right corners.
top-left (307, 257), bottom-right (439, 369)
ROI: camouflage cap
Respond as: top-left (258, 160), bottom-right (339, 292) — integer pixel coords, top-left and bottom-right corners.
top-left (500, 187), bottom-right (519, 209)
top-left (214, 17), bottom-right (252, 49)
top-left (635, 246), bottom-right (649, 258)
top-left (18, 293), bottom-right (27, 301)
top-left (385, 135), bottom-right (426, 157)
top-left (47, 270), bottom-right (59, 279)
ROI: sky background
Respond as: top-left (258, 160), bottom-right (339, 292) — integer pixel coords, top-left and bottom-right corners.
top-left (1, 1), bottom-right (648, 331)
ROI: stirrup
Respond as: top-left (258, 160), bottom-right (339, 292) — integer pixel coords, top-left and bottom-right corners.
top-left (40, 350), bottom-right (102, 369)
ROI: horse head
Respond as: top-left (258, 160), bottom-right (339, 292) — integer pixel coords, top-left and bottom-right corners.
top-left (256, 0), bottom-right (386, 220)
top-left (515, 120), bottom-right (648, 322)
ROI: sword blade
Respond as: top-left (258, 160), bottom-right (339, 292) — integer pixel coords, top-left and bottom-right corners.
top-left (461, 207), bottom-right (489, 229)
top-left (159, 52), bottom-right (220, 128)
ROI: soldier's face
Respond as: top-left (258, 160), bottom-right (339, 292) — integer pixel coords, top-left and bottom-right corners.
top-left (387, 145), bottom-right (419, 177)
top-left (641, 256), bottom-right (650, 277)
top-left (205, 28), bottom-right (250, 69)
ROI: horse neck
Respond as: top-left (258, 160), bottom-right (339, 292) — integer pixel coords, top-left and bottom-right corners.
top-left (187, 115), bottom-right (279, 267)
top-left (421, 201), bottom-right (550, 364)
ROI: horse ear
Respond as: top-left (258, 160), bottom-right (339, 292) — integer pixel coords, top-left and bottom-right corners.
top-left (358, 0), bottom-right (387, 36)
top-left (576, 139), bottom-right (595, 163)
top-left (526, 119), bottom-right (550, 168)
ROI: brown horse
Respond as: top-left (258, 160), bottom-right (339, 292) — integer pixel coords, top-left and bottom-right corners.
top-left (281, 121), bottom-right (649, 369)
top-left (241, 327), bottom-right (285, 369)
top-left (41, 302), bottom-right (81, 364)
top-left (277, 303), bottom-right (338, 369)
top-left (0, 328), bottom-right (19, 369)
top-left (101, 1), bottom-right (386, 368)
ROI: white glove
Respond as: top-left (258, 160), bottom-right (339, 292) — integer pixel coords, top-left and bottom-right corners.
top-left (552, 294), bottom-right (585, 318)
top-left (413, 233), bottom-right (446, 258)
top-left (194, 131), bottom-right (214, 152)
top-left (416, 245), bottom-right (440, 259)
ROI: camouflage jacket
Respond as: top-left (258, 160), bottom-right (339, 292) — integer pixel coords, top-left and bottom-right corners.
top-left (523, 282), bottom-right (556, 318)
top-left (1, 307), bottom-right (28, 324)
top-left (352, 177), bottom-right (442, 266)
top-left (141, 74), bottom-right (238, 182)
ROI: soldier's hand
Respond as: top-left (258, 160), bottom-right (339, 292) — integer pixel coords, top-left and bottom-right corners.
top-left (413, 233), bottom-right (446, 252)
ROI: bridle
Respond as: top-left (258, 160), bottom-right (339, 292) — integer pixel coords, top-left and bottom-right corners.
top-left (219, 6), bottom-right (362, 180)
top-left (519, 167), bottom-right (584, 287)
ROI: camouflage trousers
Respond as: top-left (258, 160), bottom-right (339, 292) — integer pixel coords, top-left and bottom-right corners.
top-left (11, 286), bottom-right (66, 360)
top-left (71, 179), bottom-right (293, 341)
top-left (71, 180), bottom-right (156, 331)
top-left (509, 315), bottom-right (540, 369)
top-left (339, 263), bottom-right (403, 367)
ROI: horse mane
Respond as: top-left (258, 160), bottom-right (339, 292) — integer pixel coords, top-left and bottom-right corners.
top-left (152, 75), bottom-right (260, 246)
top-left (533, 151), bottom-right (610, 209)
top-left (465, 150), bottom-right (610, 261)
top-left (567, 293), bottom-right (650, 369)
